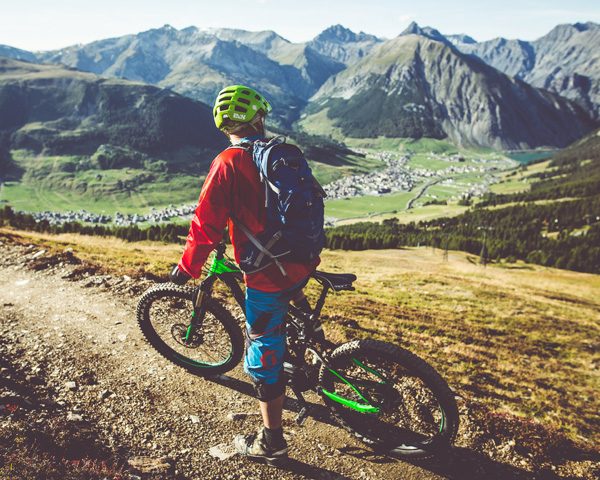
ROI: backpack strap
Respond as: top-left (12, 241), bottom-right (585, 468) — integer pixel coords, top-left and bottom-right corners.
top-left (230, 215), bottom-right (288, 277)
top-left (253, 136), bottom-right (286, 179)
top-left (252, 137), bottom-right (288, 204)
top-left (226, 141), bottom-right (254, 153)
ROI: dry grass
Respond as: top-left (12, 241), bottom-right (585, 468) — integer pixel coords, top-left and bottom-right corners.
top-left (316, 248), bottom-right (600, 446)
top-left (0, 227), bottom-right (182, 278)
top-left (2, 227), bottom-right (599, 446)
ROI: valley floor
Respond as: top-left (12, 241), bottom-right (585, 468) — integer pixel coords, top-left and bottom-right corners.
top-left (1, 140), bottom-right (519, 227)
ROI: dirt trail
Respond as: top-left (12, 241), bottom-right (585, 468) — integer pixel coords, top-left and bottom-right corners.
top-left (2, 239), bottom-right (597, 480)
top-left (0, 242), bottom-right (445, 480)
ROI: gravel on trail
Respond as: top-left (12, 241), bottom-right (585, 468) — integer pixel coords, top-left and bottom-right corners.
top-left (0, 241), bottom-right (443, 480)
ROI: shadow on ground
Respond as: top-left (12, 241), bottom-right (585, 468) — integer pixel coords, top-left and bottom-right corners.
top-left (207, 374), bottom-right (597, 480)
top-left (404, 448), bottom-right (595, 480)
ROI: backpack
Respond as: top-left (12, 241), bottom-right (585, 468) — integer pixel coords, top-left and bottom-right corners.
top-left (231, 136), bottom-right (326, 276)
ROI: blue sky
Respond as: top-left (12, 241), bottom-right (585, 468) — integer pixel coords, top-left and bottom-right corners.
top-left (2, 0), bottom-right (600, 51)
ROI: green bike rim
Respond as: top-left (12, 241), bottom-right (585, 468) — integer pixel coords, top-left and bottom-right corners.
top-left (174, 348), bottom-right (233, 368)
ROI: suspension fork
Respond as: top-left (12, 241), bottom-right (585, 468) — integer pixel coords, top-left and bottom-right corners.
top-left (184, 276), bottom-right (218, 342)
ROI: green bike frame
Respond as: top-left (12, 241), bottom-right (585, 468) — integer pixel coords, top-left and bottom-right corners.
top-left (207, 252), bottom-right (241, 276)
top-left (186, 247), bottom-right (394, 418)
top-left (321, 358), bottom-right (389, 414)
top-left (183, 250), bottom-right (241, 345)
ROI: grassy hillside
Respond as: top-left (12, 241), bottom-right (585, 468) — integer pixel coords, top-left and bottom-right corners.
top-left (0, 139), bottom-right (374, 214)
top-left (0, 57), bottom-right (230, 213)
top-left (2, 226), bottom-right (598, 448)
top-left (481, 127), bottom-right (600, 205)
top-left (0, 58), bottom-right (226, 161)
top-left (0, 174), bottom-right (203, 214)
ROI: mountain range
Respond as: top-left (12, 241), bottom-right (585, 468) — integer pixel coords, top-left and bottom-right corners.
top-left (303, 33), bottom-right (593, 149)
top-left (0, 21), bottom-right (599, 149)
top-left (452, 22), bottom-right (600, 119)
top-left (0, 57), bottom-right (225, 175)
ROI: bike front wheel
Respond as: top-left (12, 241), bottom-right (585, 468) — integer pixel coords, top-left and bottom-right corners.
top-left (318, 339), bottom-right (459, 459)
top-left (136, 284), bottom-right (244, 376)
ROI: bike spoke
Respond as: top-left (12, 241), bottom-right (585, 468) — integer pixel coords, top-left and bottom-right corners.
top-left (325, 353), bottom-right (446, 448)
top-left (148, 296), bottom-right (232, 367)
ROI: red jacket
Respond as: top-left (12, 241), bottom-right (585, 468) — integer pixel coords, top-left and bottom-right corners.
top-left (178, 145), bottom-right (318, 292)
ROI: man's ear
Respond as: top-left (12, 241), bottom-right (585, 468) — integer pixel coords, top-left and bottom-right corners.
top-left (253, 115), bottom-right (265, 135)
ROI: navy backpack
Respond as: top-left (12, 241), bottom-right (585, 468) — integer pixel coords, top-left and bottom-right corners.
top-left (232, 137), bottom-right (326, 276)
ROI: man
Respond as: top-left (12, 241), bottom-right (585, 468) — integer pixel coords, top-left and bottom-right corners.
top-left (169, 85), bottom-right (317, 464)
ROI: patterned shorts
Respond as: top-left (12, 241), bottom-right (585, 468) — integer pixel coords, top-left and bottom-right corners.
top-left (243, 279), bottom-right (307, 385)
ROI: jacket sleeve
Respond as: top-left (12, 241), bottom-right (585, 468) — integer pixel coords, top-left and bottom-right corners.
top-left (177, 154), bottom-right (233, 278)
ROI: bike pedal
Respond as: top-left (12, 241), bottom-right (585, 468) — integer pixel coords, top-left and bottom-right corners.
top-left (295, 406), bottom-right (309, 426)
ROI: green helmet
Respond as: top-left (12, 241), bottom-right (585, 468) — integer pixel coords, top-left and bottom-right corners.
top-left (213, 85), bottom-right (272, 131)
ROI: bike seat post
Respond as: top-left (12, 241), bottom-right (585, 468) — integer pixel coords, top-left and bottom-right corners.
top-left (215, 242), bottom-right (226, 259)
top-left (313, 284), bottom-right (329, 319)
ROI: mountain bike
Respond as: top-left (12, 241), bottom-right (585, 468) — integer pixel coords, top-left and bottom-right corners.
top-left (136, 243), bottom-right (459, 459)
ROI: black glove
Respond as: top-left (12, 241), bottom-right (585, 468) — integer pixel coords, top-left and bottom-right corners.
top-left (169, 265), bottom-right (192, 285)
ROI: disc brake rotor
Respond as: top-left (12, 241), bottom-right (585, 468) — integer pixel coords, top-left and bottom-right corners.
top-left (362, 382), bottom-right (401, 413)
top-left (171, 324), bottom-right (203, 348)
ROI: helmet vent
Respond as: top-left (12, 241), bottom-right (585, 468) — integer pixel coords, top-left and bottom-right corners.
top-left (219, 105), bottom-right (228, 111)
top-left (238, 97), bottom-right (250, 105)
top-left (234, 105), bottom-right (247, 113)
top-left (242, 90), bottom-right (251, 95)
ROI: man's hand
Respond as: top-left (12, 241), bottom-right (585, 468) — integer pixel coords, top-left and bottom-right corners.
top-left (169, 265), bottom-right (192, 285)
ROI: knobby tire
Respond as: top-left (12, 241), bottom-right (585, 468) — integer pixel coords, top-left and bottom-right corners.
top-left (136, 283), bottom-right (244, 376)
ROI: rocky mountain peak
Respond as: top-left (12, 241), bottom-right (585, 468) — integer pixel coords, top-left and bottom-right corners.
top-left (401, 21), bottom-right (422, 35)
top-left (308, 24), bottom-right (381, 65)
top-left (308, 32), bottom-right (594, 149)
top-left (314, 24), bottom-right (363, 43)
top-left (400, 22), bottom-right (449, 45)
top-left (573, 22), bottom-right (595, 32)
top-left (542, 22), bottom-right (599, 41)
top-left (180, 26), bottom-right (199, 35)
top-left (0, 45), bottom-right (38, 63)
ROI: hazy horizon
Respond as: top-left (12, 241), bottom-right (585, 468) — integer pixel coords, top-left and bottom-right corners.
top-left (2, 0), bottom-right (600, 51)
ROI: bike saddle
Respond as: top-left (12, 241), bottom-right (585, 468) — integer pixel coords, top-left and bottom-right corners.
top-left (312, 270), bottom-right (357, 291)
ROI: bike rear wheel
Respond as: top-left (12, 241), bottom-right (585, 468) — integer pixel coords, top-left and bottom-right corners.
top-left (318, 339), bottom-right (459, 459)
top-left (137, 284), bottom-right (244, 376)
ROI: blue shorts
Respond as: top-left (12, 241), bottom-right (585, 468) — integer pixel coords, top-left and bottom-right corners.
top-left (243, 279), bottom-right (307, 385)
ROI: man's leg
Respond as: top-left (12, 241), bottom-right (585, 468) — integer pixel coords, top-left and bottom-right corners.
top-left (234, 286), bottom-right (290, 463)
top-left (260, 394), bottom-right (285, 429)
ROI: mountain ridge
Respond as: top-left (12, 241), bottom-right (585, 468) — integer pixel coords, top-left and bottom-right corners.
top-left (457, 21), bottom-right (600, 118)
top-left (304, 34), bottom-right (595, 149)
top-left (0, 57), bottom-right (225, 166)
top-left (0, 21), bottom-right (598, 148)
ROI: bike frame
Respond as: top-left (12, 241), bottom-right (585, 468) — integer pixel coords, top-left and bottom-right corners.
top-left (188, 243), bottom-right (388, 420)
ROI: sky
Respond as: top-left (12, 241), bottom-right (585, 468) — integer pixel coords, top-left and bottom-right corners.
top-left (2, 0), bottom-right (600, 51)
